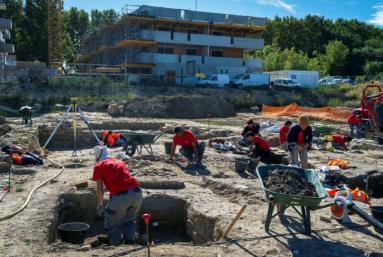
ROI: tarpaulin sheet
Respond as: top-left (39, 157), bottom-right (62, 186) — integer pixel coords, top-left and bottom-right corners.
top-left (262, 103), bottom-right (353, 124)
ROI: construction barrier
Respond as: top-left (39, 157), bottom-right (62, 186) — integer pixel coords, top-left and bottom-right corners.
top-left (262, 103), bottom-right (354, 124)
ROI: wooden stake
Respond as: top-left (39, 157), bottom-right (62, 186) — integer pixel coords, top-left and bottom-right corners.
top-left (221, 205), bottom-right (247, 240)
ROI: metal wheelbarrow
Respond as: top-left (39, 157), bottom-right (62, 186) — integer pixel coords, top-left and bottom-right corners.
top-left (256, 165), bottom-right (327, 235)
top-left (121, 131), bottom-right (164, 157)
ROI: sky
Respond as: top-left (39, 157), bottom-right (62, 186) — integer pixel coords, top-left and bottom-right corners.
top-left (63, 0), bottom-right (383, 26)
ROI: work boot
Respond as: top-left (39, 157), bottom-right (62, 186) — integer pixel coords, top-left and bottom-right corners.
top-left (196, 155), bottom-right (206, 169)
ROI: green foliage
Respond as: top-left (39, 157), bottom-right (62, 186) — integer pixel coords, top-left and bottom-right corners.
top-left (216, 227), bottom-right (222, 239)
top-left (321, 40), bottom-right (350, 76)
top-left (276, 95), bottom-right (285, 106)
top-left (338, 83), bottom-right (354, 93)
top-left (290, 90), bottom-right (302, 103)
top-left (15, 182), bottom-right (24, 192)
top-left (98, 74), bottom-right (112, 86)
top-left (310, 84), bottom-right (339, 94)
top-left (327, 98), bottom-right (343, 106)
top-left (229, 93), bottom-right (256, 109)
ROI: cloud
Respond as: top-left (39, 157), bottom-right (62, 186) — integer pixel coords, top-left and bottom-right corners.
top-left (255, 0), bottom-right (296, 13)
top-left (346, 1), bottom-right (357, 5)
top-left (368, 4), bottom-right (383, 25)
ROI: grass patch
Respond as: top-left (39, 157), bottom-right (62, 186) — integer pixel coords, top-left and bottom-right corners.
top-left (327, 98), bottom-right (343, 106)
top-left (15, 182), bottom-right (24, 192)
top-left (228, 93), bottom-right (256, 109)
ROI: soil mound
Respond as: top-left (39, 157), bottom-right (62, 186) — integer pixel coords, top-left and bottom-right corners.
top-left (263, 169), bottom-right (318, 197)
top-left (124, 94), bottom-right (236, 119)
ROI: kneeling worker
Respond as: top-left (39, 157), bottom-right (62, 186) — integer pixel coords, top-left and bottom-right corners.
top-left (93, 146), bottom-right (142, 246)
top-left (279, 120), bottom-right (292, 150)
top-left (169, 126), bottom-right (206, 169)
top-left (245, 131), bottom-right (272, 163)
top-left (332, 135), bottom-right (352, 150)
top-left (286, 115), bottom-right (312, 169)
top-left (239, 119), bottom-right (261, 147)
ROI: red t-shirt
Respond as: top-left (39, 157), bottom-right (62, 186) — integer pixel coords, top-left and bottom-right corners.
top-left (253, 136), bottom-right (270, 151)
top-left (348, 114), bottom-right (361, 125)
top-left (279, 125), bottom-right (290, 145)
top-left (249, 126), bottom-right (254, 132)
top-left (297, 131), bottom-right (304, 145)
top-left (172, 130), bottom-right (198, 148)
top-left (333, 135), bottom-right (346, 146)
top-left (92, 158), bottom-right (139, 197)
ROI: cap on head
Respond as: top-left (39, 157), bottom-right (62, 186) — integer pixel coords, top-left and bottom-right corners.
top-left (173, 126), bottom-right (183, 134)
top-left (94, 146), bottom-right (109, 160)
top-left (298, 116), bottom-right (309, 127)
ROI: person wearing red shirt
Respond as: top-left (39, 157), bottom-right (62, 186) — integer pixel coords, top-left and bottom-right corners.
top-left (169, 126), bottom-right (206, 168)
top-left (279, 120), bottom-right (292, 150)
top-left (245, 131), bottom-right (272, 163)
top-left (92, 146), bottom-right (142, 246)
top-left (286, 116), bottom-right (312, 169)
top-left (332, 135), bottom-right (352, 150)
top-left (348, 114), bottom-right (362, 139)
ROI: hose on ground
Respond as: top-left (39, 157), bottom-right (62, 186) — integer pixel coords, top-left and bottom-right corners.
top-left (0, 133), bottom-right (65, 221)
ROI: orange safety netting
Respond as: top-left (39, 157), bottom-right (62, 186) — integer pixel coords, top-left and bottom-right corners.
top-left (262, 103), bottom-right (354, 124)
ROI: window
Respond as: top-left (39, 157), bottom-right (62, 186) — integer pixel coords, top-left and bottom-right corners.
top-left (211, 76), bottom-right (217, 81)
top-left (212, 50), bottom-right (223, 57)
top-left (243, 75), bottom-right (250, 80)
top-left (158, 27), bottom-right (171, 32)
top-left (186, 49), bottom-right (197, 55)
top-left (283, 80), bottom-right (288, 85)
top-left (158, 47), bottom-right (174, 54)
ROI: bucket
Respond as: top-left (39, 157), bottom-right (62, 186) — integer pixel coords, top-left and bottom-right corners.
top-left (246, 158), bottom-right (259, 172)
top-left (59, 222), bottom-right (89, 244)
top-left (164, 142), bottom-right (173, 154)
top-left (371, 206), bottom-right (383, 234)
top-left (235, 158), bottom-right (249, 173)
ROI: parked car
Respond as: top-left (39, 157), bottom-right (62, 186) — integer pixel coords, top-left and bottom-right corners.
top-left (272, 78), bottom-right (301, 88)
top-left (230, 74), bottom-right (270, 88)
top-left (195, 74), bottom-right (230, 88)
top-left (340, 79), bottom-right (358, 85)
top-left (318, 78), bottom-right (334, 85)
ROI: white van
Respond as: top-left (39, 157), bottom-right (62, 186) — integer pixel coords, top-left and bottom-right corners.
top-left (272, 78), bottom-right (301, 88)
top-left (195, 74), bottom-right (230, 88)
top-left (230, 74), bottom-right (270, 88)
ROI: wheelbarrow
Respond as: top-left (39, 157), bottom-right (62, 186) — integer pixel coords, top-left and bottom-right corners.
top-left (121, 131), bottom-right (164, 157)
top-left (256, 165), bottom-right (327, 235)
top-left (257, 165), bottom-right (383, 235)
top-left (313, 125), bottom-right (345, 137)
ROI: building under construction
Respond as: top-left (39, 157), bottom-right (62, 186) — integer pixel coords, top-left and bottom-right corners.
top-left (75, 5), bottom-right (266, 84)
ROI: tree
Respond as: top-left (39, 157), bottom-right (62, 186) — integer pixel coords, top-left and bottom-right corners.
top-left (21, 0), bottom-right (48, 62)
top-left (321, 40), bottom-right (349, 75)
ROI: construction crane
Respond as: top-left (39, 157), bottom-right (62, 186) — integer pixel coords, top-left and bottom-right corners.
top-left (47, 0), bottom-right (63, 74)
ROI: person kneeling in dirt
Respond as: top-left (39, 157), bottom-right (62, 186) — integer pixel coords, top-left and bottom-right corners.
top-left (168, 126), bottom-right (206, 169)
top-left (332, 135), bottom-right (352, 150)
top-left (279, 120), bottom-right (292, 150)
top-left (92, 146), bottom-right (142, 246)
top-left (102, 131), bottom-right (126, 147)
top-left (287, 116), bottom-right (313, 169)
top-left (237, 119), bottom-right (261, 148)
top-left (246, 131), bottom-right (273, 163)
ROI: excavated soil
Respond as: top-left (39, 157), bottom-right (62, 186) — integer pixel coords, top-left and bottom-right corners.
top-left (263, 169), bottom-right (319, 197)
top-left (124, 94), bottom-right (236, 119)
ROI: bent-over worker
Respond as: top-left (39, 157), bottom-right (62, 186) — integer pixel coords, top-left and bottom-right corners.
top-left (286, 115), bottom-right (313, 169)
top-left (168, 126), bottom-right (206, 169)
top-left (239, 119), bottom-right (261, 147)
top-left (348, 114), bottom-right (362, 139)
top-left (279, 120), bottom-right (292, 150)
top-left (332, 135), bottom-right (352, 150)
top-left (246, 131), bottom-right (273, 163)
top-left (92, 146), bottom-right (142, 246)
top-left (102, 131), bottom-right (126, 147)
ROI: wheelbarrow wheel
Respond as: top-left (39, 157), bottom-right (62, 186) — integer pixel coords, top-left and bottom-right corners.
top-left (277, 204), bottom-right (286, 216)
top-left (124, 139), bottom-right (136, 157)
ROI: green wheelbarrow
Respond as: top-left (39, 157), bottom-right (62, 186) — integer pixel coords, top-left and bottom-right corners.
top-left (313, 125), bottom-right (345, 137)
top-left (121, 131), bottom-right (164, 157)
top-left (256, 165), bottom-right (327, 235)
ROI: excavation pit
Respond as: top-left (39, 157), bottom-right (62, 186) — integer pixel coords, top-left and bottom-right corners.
top-left (49, 192), bottom-right (216, 249)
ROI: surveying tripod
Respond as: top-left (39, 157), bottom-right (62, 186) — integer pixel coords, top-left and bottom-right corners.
top-left (41, 98), bottom-right (102, 156)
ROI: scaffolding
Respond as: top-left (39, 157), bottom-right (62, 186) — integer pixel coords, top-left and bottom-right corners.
top-left (47, 0), bottom-right (63, 73)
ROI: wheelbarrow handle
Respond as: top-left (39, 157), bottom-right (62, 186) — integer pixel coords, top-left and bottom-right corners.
top-left (153, 132), bottom-right (165, 142)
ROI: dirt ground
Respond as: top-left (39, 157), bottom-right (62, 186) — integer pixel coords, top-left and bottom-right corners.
top-left (0, 111), bottom-right (382, 257)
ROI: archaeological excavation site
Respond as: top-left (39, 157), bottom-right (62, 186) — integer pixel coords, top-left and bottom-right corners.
top-left (0, 94), bottom-right (382, 257)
